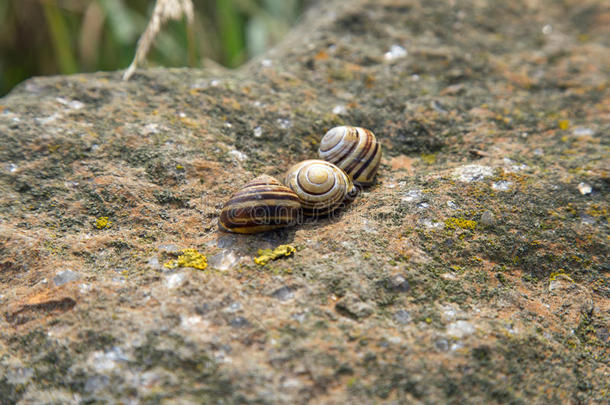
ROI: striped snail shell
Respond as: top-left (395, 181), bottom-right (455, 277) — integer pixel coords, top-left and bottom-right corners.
top-left (284, 159), bottom-right (355, 217)
top-left (219, 175), bottom-right (302, 234)
top-left (318, 126), bottom-right (382, 186)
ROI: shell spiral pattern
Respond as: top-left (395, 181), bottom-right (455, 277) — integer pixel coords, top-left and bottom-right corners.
top-left (318, 126), bottom-right (382, 186)
top-left (219, 175), bottom-right (302, 234)
top-left (284, 159), bottom-right (354, 217)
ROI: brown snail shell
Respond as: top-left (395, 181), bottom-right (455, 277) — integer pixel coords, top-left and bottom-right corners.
top-left (219, 175), bottom-right (302, 234)
top-left (284, 159), bottom-right (355, 217)
top-left (318, 126), bottom-right (382, 186)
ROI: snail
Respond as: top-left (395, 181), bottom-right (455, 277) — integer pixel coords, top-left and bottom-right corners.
top-left (219, 175), bottom-right (302, 234)
top-left (284, 159), bottom-right (355, 217)
top-left (318, 126), bottom-right (382, 186)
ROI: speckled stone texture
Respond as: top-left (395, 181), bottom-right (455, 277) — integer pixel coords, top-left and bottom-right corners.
top-left (1, 0), bottom-right (608, 403)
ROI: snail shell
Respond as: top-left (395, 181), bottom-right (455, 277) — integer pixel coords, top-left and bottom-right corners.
top-left (284, 159), bottom-right (355, 217)
top-left (318, 126), bottom-right (382, 186)
top-left (219, 175), bottom-right (302, 234)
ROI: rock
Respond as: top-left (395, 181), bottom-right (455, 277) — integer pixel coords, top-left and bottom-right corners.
top-left (446, 321), bottom-right (476, 338)
top-left (480, 211), bottom-right (495, 226)
top-left (53, 270), bottom-right (81, 286)
top-left (164, 272), bottom-right (187, 289)
top-left (492, 180), bottom-right (513, 191)
top-left (271, 286), bottom-right (295, 301)
top-left (229, 316), bottom-right (249, 328)
top-left (452, 165), bottom-right (493, 182)
top-left (387, 275), bottom-right (410, 293)
top-left (208, 250), bottom-right (239, 271)
top-left (578, 182), bottom-right (592, 195)
top-left (435, 338), bottom-right (449, 352)
top-left (0, 0), bottom-right (607, 402)
top-left (84, 374), bottom-right (110, 393)
top-left (393, 310), bottom-right (412, 325)
top-left (335, 294), bottom-right (374, 320)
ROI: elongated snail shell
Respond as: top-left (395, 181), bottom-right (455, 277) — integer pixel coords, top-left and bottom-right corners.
top-left (318, 126), bottom-right (382, 186)
top-left (284, 159), bottom-right (355, 217)
top-left (219, 175), bottom-right (302, 234)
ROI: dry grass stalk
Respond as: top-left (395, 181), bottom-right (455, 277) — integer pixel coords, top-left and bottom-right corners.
top-left (122, 0), bottom-right (194, 81)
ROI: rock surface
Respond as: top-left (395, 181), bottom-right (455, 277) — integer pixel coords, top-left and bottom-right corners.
top-left (1, 0), bottom-right (608, 403)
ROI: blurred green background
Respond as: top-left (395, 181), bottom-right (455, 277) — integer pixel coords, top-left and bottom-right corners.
top-left (0, 0), bottom-right (305, 96)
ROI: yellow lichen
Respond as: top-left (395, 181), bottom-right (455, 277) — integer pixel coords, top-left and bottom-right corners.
top-left (164, 248), bottom-right (208, 270)
top-left (94, 217), bottom-right (111, 229)
top-left (549, 270), bottom-right (573, 282)
top-left (558, 119), bottom-right (570, 130)
top-left (444, 217), bottom-right (477, 231)
top-left (421, 153), bottom-right (436, 164)
top-left (254, 244), bottom-right (296, 266)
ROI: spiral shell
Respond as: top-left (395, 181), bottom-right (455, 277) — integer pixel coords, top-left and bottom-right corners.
top-left (284, 159), bottom-right (354, 217)
top-left (318, 126), bottom-right (382, 186)
top-left (219, 175), bottom-right (302, 234)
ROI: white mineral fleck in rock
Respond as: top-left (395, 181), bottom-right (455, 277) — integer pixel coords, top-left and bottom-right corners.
top-left (503, 158), bottom-right (529, 173)
top-left (157, 243), bottom-right (180, 253)
top-left (164, 272), bottom-right (186, 289)
top-left (36, 113), bottom-right (61, 125)
top-left (441, 305), bottom-right (460, 321)
top-left (578, 182), bottom-right (592, 195)
top-left (277, 118), bottom-right (292, 129)
top-left (384, 44), bottom-right (408, 60)
top-left (420, 219), bottom-right (443, 229)
top-left (224, 301), bottom-right (242, 313)
top-left (147, 256), bottom-right (162, 270)
top-left (56, 97), bottom-right (84, 109)
top-left (89, 347), bottom-right (129, 372)
top-left (417, 202), bottom-right (429, 210)
top-left (208, 250), bottom-right (239, 271)
top-left (53, 269), bottom-right (81, 286)
top-left (332, 105), bottom-right (347, 115)
top-left (450, 341), bottom-right (465, 351)
top-left (228, 149), bottom-right (248, 161)
top-left (492, 180), bottom-right (513, 191)
top-left (141, 123), bottom-right (160, 135)
top-left (401, 189), bottom-right (422, 203)
top-left (180, 315), bottom-right (207, 330)
top-left (79, 283), bottom-right (92, 294)
top-left (446, 320), bottom-right (476, 338)
top-left (452, 164), bottom-right (493, 182)
top-left (572, 126), bottom-right (594, 137)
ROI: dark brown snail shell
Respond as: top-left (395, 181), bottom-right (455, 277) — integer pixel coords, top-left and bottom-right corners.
top-left (219, 175), bottom-right (302, 234)
top-left (318, 126), bottom-right (382, 186)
